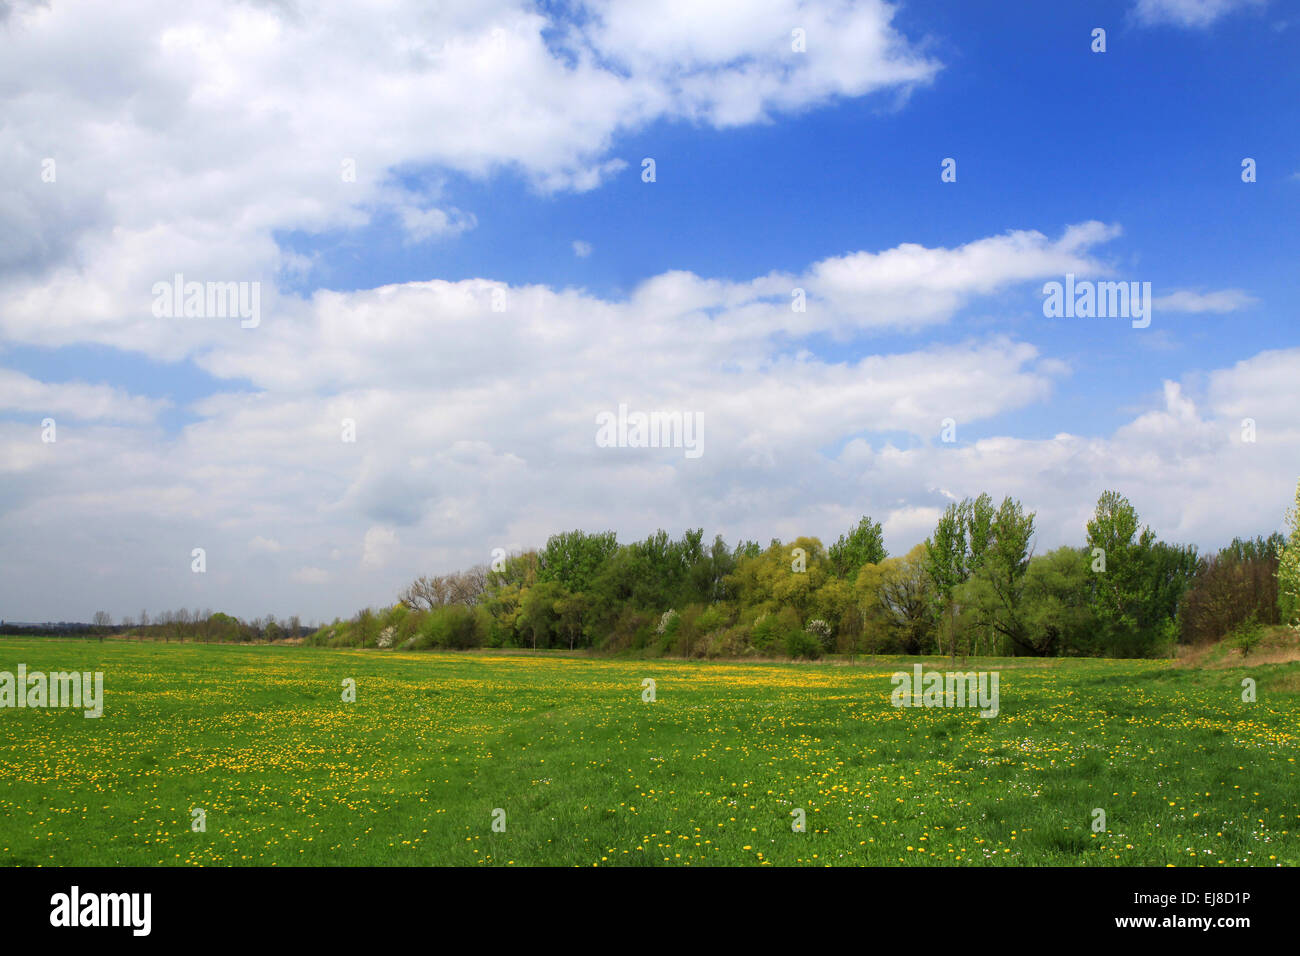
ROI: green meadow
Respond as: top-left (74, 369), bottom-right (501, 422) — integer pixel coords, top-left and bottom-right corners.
top-left (0, 637), bottom-right (1296, 866)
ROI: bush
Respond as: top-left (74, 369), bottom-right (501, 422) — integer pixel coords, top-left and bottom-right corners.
top-left (784, 629), bottom-right (823, 660)
top-left (805, 618), bottom-right (833, 652)
top-left (696, 604), bottom-right (731, 634)
top-left (596, 607), bottom-right (652, 652)
top-left (753, 606), bottom-right (803, 655)
top-left (654, 609), bottom-right (680, 654)
top-left (706, 624), bottom-right (752, 658)
top-left (1230, 615), bottom-right (1265, 657)
top-left (408, 604), bottom-right (489, 650)
top-left (305, 622), bottom-right (335, 647)
top-left (751, 613), bottom-right (777, 652)
top-left (396, 609), bottom-right (424, 646)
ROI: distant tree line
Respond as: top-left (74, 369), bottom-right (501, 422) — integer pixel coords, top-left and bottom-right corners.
top-left (124, 610), bottom-right (308, 643)
top-left (0, 621), bottom-right (113, 637)
top-left (2, 610), bottom-right (313, 643)
top-left (308, 482), bottom-right (1300, 660)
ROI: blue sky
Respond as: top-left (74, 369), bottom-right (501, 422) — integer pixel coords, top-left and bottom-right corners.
top-left (1, 0), bottom-right (1297, 621)
top-left (212, 0), bottom-right (1296, 435)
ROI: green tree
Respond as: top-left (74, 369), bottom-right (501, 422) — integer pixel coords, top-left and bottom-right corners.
top-left (687, 534), bottom-right (740, 603)
top-left (857, 544), bottom-right (935, 654)
top-left (538, 530), bottom-right (619, 595)
top-left (726, 537), bottom-right (829, 617)
top-left (1085, 490), bottom-right (1162, 656)
top-left (519, 580), bottom-right (566, 649)
top-left (954, 496), bottom-right (1036, 655)
top-left (488, 550), bottom-right (540, 590)
top-left (828, 516), bottom-right (887, 580)
top-left (1020, 547), bottom-right (1097, 656)
top-left (924, 493), bottom-right (995, 653)
top-left (555, 589), bottom-right (590, 650)
top-left (208, 612), bottom-right (241, 643)
top-left (1145, 541), bottom-right (1203, 639)
top-left (482, 581), bottom-right (525, 646)
top-left (354, 608), bottom-right (379, 648)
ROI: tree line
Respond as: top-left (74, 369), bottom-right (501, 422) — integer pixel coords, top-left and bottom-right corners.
top-left (58, 609), bottom-right (310, 643)
top-left (307, 483), bottom-right (1300, 660)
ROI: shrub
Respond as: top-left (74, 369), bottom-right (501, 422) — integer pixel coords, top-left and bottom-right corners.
top-left (706, 625), bottom-right (752, 658)
top-left (407, 604), bottom-right (489, 650)
top-left (396, 609), bottom-right (424, 646)
top-left (752, 606), bottom-right (801, 654)
top-left (784, 629), bottom-right (822, 660)
top-left (305, 623), bottom-right (336, 647)
top-left (654, 609), bottom-right (680, 654)
top-left (805, 618), bottom-right (833, 652)
top-left (1230, 615), bottom-right (1265, 658)
top-left (696, 604), bottom-right (730, 634)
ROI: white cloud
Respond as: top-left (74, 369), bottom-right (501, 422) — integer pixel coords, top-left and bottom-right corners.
top-left (572, 240), bottom-right (593, 258)
top-left (1134, 0), bottom-right (1267, 28)
top-left (0, 368), bottom-right (169, 424)
top-left (0, 0), bottom-right (940, 356)
top-left (576, 0), bottom-right (940, 126)
top-left (806, 222), bottom-right (1120, 329)
top-left (1153, 288), bottom-right (1258, 312)
top-left (399, 205), bottom-right (477, 244)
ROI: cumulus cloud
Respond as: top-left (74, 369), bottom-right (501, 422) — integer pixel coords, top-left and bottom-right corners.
top-left (0, 0), bottom-right (940, 352)
top-left (805, 222), bottom-right (1120, 329)
top-left (0, 368), bottom-right (169, 424)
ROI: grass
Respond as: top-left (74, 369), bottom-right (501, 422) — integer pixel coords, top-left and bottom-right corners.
top-left (0, 637), bottom-right (1297, 866)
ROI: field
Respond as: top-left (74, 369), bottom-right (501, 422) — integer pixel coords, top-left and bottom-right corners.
top-left (1, 637), bottom-right (1297, 867)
